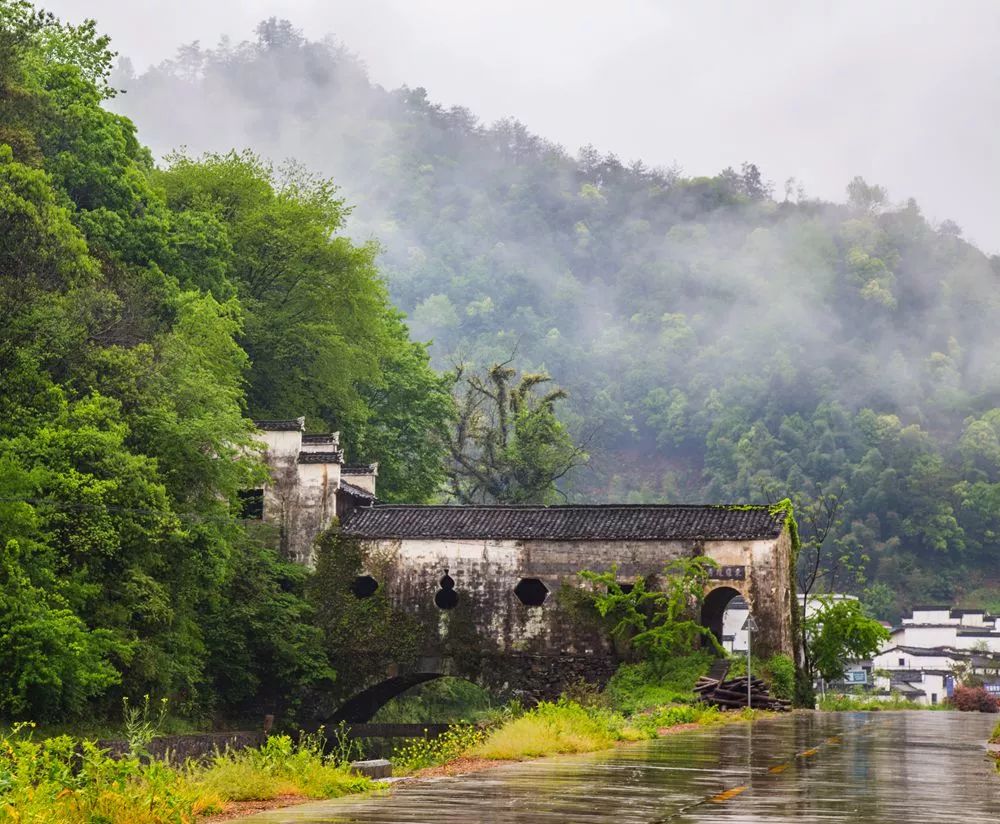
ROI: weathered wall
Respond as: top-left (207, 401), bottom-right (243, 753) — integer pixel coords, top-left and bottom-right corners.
top-left (257, 430), bottom-right (341, 565)
top-left (352, 529), bottom-right (794, 698)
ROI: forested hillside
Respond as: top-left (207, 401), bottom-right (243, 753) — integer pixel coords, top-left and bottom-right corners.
top-left (112, 21), bottom-right (1000, 617)
top-left (0, 4), bottom-right (449, 721)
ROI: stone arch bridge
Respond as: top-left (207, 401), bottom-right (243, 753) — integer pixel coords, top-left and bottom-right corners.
top-left (328, 504), bottom-right (796, 723)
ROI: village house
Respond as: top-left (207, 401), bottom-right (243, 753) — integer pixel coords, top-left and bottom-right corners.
top-left (869, 605), bottom-right (1000, 705)
top-left (241, 418), bottom-right (378, 565)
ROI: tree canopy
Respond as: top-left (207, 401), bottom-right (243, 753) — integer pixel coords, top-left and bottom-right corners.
top-left (0, 3), bottom-right (450, 720)
top-left (114, 23), bottom-right (1000, 617)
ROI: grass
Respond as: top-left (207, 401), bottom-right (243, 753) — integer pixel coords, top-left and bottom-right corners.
top-left (604, 650), bottom-right (712, 713)
top-left (816, 693), bottom-right (944, 711)
top-left (0, 723), bottom-right (373, 823)
top-left (471, 700), bottom-right (623, 760)
top-left (389, 697), bottom-right (752, 773)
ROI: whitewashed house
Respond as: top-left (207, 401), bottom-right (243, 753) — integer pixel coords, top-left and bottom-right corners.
top-left (870, 606), bottom-right (1000, 705)
top-left (241, 418), bottom-right (378, 565)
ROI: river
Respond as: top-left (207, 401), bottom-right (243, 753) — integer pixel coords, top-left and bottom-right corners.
top-left (236, 711), bottom-right (1000, 822)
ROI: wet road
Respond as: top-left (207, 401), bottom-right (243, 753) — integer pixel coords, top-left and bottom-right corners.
top-left (239, 712), bottom-right (1000, 823)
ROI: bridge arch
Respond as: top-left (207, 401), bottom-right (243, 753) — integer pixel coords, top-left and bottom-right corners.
top-left (328, 672), bottom-right (448, 723)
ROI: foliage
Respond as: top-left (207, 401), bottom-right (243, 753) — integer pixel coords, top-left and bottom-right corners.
top-left (731, 653), bottom-right (797, 702)
top-left (604, 651), bottom-right (712, 713)
top-left (121, 695), bottom-right (168, 758)
top-left (391, 724), bottom-right (487, 772)
top-left (760, 654), bottom-right (796, 701)
top-left (0, 722), bottom-right (372, 822)
top-left (156, 151), bottom-right (452, 503)
top-left (578, 557), bottom-right (720, 657)
top-left (803, 597), bottom-right (890, 682)
top-left (816, 693), bottom-right (938, 711)
top-left (0, 1), bottom-right (457, 726)
top-left (119, 24), bottom-right (1000, 610)
top-left (472, 699), bottom-right (623, 760)
top-left (470, 699), bottom-right (730, 761)
top-left (445, 361), bottom-right (586, 503)
top-left (948, 686), bottom-right (999, 713)
top-left (0, 535), bottom-right (122, 719)
top-left (196, 730), bottom-right (371, 802)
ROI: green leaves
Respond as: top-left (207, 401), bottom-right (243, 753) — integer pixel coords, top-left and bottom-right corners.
top-left (446, 363), bottom-right (586, 504)
top-left (578, 557), bottom-right (720, 659)
top-left (0, 538), bottom-right (125, 717)
top-left (0, 7), bottom-right (452, 723)
top-left (803, 596), bottom-right (890, 683)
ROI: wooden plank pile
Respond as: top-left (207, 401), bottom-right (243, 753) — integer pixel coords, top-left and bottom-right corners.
top-left (694, 673), bottom-right (791, 711)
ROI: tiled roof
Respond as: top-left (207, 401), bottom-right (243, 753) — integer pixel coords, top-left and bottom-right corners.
top-left (303, 433), bottom-right (339, 444)
top-left (341, 504), bottom-right (785, 541)
top-left (342, 464), bottom-right (378, 475)
top-left (297, 451), bottom-right (343, 464)
top-left (338, 481), bottom-right (377, 502)
top-left (254, 418), bottom-right (304, 431)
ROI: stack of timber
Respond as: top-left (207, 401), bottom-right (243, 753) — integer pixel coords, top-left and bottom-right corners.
top-left (694, 674), bottom-right (791, 711)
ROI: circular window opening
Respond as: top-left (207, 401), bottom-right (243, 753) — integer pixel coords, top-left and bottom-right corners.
top-left (514, 577), bottom-right (549, 607)
top-left (351, 575), bottom-right (378, 598)
top-left (435, 571), bottom-right (459, 610)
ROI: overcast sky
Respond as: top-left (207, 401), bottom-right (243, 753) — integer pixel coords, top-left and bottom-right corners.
top-left (43, 0), bottom-right (1000, 253)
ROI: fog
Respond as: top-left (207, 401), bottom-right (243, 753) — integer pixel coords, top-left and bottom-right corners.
top-left (42, 0), bottom-right (1000, 253)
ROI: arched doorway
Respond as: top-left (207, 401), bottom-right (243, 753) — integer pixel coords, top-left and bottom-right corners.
top-left (701, 586), bottom-right (742, 649)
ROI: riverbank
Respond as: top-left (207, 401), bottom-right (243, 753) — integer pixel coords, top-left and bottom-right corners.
top-left (210, 711), bottom-right (1000, 824)
top-left (0, 724), bottom-right (373, 824)
top-left (199, 701), bottom-right (771, 822)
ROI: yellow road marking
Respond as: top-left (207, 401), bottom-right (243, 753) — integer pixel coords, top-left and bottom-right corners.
top-left (768, 764), bottom-right (789, 774)
top-left (709, 785), bottom-right (749, 803)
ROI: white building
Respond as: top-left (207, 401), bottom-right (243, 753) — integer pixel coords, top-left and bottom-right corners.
top-left (243, 418), bottom-right (378, 565)
top-left (869, 606), bottom-right (1000, 705)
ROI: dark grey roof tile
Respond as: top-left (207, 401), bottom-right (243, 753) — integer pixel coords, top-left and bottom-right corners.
top-left (341, 504), bottom-right (784, 541)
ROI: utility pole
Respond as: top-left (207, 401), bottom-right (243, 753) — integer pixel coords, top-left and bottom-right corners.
top-left (746, 614), bottom-right (759, 709)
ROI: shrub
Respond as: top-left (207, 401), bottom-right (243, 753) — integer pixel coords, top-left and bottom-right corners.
top-left (197, 730), bottom-right (371, 801)
top-left (949, 686), bottom-right (1000, 713)
top-left (760, 655), bottom-right (796, 701)
top-left (391, 724), bottom-right (487, 772)
top-left (604, 651), bottom-right (712, 713)
top-left (817, 693), bottom-right (932, 711)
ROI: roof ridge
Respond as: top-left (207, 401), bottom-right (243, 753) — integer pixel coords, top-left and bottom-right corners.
top-left (359, 502), bottom-right (774, 510)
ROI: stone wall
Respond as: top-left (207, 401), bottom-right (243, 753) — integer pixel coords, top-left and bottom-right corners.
top-left (96, 730), bottom-right (266, 762)
top-left (334, 528), bottom-right (795, 717)
top-left (359, 532), bottom-right (793, 660)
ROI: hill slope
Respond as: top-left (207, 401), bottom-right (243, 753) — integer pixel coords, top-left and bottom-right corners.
top-left (114, 21), bottom-right (1000, 616)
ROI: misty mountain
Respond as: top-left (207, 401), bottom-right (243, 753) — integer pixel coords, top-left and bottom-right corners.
top-left (115, 20), bottom-right (1000, 616)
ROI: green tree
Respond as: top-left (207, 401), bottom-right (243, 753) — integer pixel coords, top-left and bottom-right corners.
top-left (803, 596), bottom-right (889, 683)
top-left (445, 361), bottom-right (587, 503)
top-left (578, 556), bottom-right (721, 658)
top-left (0, 537), bottom-right (122, 718)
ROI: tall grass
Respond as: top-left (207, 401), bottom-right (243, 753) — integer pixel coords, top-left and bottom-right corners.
top-left (604, 651), bottom-right (712, 713)
top-left (0, 724), bottom-right (372, 823)
top-left (471, 700), bottom-right (622, 760)
top-left (817, 693), bottom-right (942, 711)
top-left (467, 699), bottom-right (732, 762)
